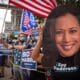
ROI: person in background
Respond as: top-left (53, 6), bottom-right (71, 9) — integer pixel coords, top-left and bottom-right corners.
top-left (30, 25), bottom-right (46, 80)
top-left (31, 5), bottom-right (80, 80)
top-left (0, 38), bottom-right (5, 77)
top-left (1, 32), bottom-right (31, 80)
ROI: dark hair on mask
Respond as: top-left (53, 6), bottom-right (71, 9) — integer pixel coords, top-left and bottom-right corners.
top-left (42, 4), bottom-right (80, 68)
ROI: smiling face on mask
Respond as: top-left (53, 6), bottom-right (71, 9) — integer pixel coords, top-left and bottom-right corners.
top-left (54, 13), bottom-right (80, 57)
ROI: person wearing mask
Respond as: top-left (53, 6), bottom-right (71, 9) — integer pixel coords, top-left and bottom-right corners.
top-left (2, 32), bottom-right (31, 80)
top-left (31, 5), bottom-right (80, 80)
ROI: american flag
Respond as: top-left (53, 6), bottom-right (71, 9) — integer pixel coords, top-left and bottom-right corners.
top-left (9, 0), bottom-right (57, 18)
top-left (20, 29), bottom-right (32, 36)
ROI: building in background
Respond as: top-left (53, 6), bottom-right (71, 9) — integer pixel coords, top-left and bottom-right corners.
top-left (11, 8), bottom-right (22, 31)
top-left (4, 21), bottom-right (12, 37)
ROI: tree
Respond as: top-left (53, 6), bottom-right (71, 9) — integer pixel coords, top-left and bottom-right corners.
top-left (56, 0), bottom-right (80, 7)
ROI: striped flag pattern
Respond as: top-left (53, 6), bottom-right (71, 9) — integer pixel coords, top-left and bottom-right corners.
top-left (20, 29), bottom-right (32, 36)
top-left (9, 0), bottom-right (57, 18)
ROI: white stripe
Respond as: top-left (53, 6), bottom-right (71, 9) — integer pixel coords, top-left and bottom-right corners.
top-left (51, 0), bottom-right (57, 7)
top-left (10, 0), bottom-right (50, 17)
top-left (24, 0), bottom-right (51, 13)
top-left (43, 0), bottom-right (54, 7)
top-left (35, 0), bottom-right (53, 9)
top-left (36, 0), bottom-right (52, 8)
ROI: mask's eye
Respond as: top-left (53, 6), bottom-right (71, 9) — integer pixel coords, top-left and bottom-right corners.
top-left (69, 29), bottom-right (77, 34)
top-left (55, 30), bottom-right (63, 35)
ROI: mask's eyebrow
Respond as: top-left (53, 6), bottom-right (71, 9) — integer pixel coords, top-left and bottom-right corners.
top-left (68, 27), bottom-right (79, 30)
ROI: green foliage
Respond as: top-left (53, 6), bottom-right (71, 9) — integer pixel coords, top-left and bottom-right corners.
top-left (36, 16), bottom-right (44, 24)
top-left (10, 33), bottom-right (15, 39)
top-left (56, 0), bottom-right (80, 7)
top-left (10, 31), bottom-right (19, 39)
top-left (34, 0), bottom-right (80, 27)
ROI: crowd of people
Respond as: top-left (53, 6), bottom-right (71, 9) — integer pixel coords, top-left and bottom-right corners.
top-left (0, 4), bottom-right (80, 80)
top-left (0, 25), bottom-right (46, 80)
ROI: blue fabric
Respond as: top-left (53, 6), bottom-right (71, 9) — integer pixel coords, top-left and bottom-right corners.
top-left (20, 10), bottom-right (37, 32)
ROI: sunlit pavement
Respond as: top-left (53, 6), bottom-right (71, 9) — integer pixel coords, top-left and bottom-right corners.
top-left (0, 67), bottom-right (13, 80)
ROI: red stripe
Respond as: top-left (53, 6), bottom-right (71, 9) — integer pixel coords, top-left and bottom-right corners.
top-left (50, 0), bottom-right (57, 7)
top-left (9, 0), bottom-right (49, 18)
top-left (25, 29), bottom-right (32, 36)
top-left (33, 0), bottom-right (53, 9)
top-left (9, 0), bottom-right (57, 18)
top-left (20, 29), bottom-right (32, 35)
top-left (43, 0), bottom-right (54, 7)
top-left (23, 0), bottom-right (51, 13)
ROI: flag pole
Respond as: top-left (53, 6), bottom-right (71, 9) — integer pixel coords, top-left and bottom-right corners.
top-left (1, 0), bottom-right (9, 34)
